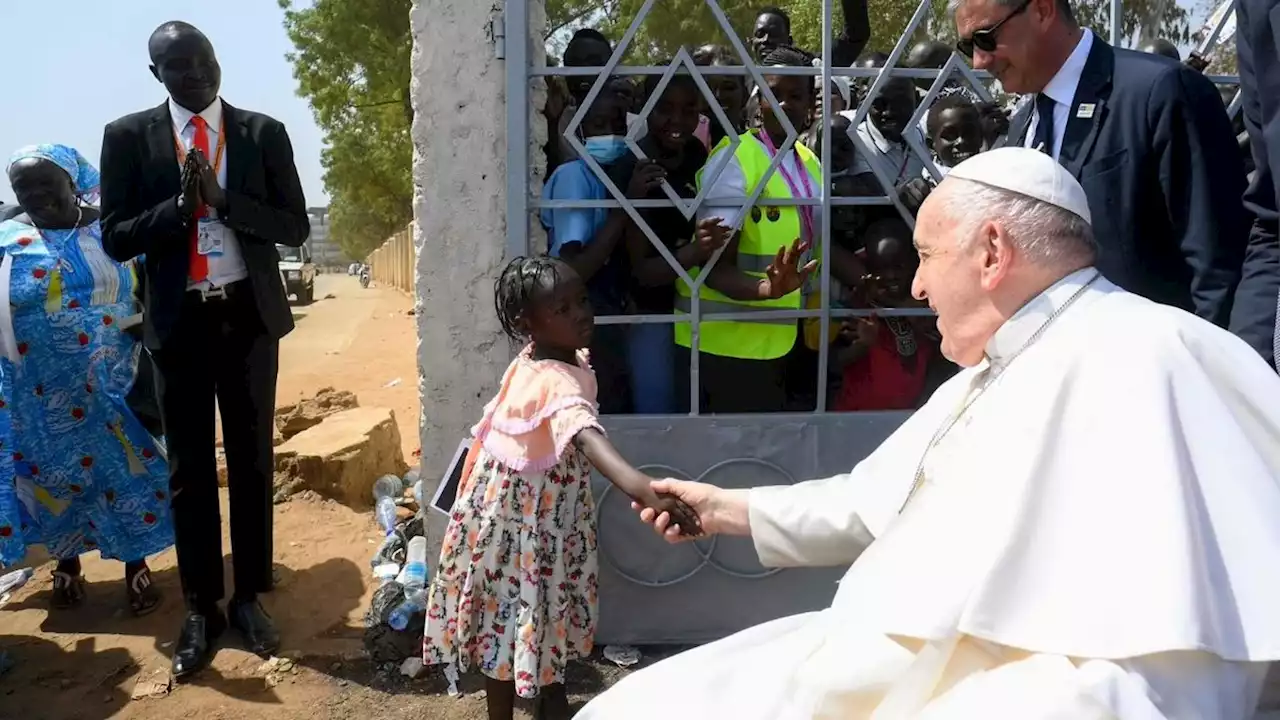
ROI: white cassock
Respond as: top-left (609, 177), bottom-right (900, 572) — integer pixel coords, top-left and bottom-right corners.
top-left (580, 269), bottom-right (1280, 719)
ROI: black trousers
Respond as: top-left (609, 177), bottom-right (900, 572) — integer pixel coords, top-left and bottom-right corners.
top-left (151, 282), bottom-right (278, 611)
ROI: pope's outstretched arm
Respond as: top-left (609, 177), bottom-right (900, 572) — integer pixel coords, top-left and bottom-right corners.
top-left (634, 471), bottom-right (879, 568)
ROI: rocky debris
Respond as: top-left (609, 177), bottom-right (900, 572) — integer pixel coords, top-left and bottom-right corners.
top-left (273, 407), bottom-right (409, 507)
top-left (275, 387), bottom-right (360, 441)
top-left (399, 657), bottom-right (424, 678)
top-left (129, 668), bottom-right (172, 700)
top-left (258, 656), bottom-right (300, 689)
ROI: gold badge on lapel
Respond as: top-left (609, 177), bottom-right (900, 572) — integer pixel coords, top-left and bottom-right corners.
top-left (1076, 103), bottom-right (1096, 119)
top-left (766, 207), bottom-right (781, 222)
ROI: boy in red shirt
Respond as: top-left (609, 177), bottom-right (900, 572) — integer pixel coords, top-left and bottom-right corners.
top-left (833, 218), bottom-right (938, 411)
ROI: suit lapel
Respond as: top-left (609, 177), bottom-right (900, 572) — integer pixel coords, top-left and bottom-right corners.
top-left (222, 101), bottom-right (250, 194)
top-left (1002, 99), bottom-right (1034, 149)
top-left (1059, 38), bottom-right (1114, 177)
top-left (145, 103), bottom-right (181, 191)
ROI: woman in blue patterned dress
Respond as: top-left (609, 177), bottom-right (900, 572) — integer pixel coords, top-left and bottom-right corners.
top-left (0, 145), bottom-right (172, 615)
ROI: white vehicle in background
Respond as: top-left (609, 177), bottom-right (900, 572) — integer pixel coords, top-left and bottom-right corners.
top-left (277, 244), bottom-right (317, 305)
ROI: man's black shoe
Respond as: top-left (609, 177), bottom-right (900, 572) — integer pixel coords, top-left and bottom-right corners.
top-left (228, 598), bottom-right (280, 657)
top-left (171, 610), bottom-right (226, 679)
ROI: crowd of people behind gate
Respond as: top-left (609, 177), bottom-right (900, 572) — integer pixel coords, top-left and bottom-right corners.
top-left (540, 1), bottom-right (1274, 417)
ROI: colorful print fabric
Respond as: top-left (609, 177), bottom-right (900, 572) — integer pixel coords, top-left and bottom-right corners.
top-left (0, 218), bottom-right (172, 566)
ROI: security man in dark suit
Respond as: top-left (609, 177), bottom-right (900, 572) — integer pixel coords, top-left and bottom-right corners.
top-left (100, 21), bottom-right (309, 679)
top-left (1233, 0), bottom-right (1280, 369)
top-left (950, 0), bottom-right (1251, 342)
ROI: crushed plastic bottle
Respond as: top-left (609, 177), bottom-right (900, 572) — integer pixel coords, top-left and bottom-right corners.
top-left (373, 474), bottom-right (403, 536)
top-left (443, 662), bottom-right (460, 697)
top-left (374, 497), bottom-right (398, 536)
top-left (387, 589), bottom-right (426, 631)
top-left (373, 474), bottom-right (402, 502)
top-left (402, 536), bottom-right (428, 593)
top-left (373, 562), bottom-right (400, 586)
top-left (0, 568), bottom-right (33, 595)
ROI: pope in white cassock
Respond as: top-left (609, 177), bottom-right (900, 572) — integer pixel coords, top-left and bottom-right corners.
top-left (578, 147), bottom-right (1280, 719)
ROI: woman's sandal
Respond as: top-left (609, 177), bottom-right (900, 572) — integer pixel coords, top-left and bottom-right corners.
top-left (50, 570), bottom-right (86, 610)
top-left (126, 564), bottom-right (161, 617)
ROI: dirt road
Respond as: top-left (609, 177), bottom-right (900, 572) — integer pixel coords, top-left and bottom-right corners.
top-left (0, 275), bottom-right (474, 720)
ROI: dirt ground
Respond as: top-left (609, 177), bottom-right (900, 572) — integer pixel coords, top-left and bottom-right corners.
top-left (0, 275), bottom-right (638, 720)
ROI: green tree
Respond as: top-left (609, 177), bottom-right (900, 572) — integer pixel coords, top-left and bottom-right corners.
top-left (1073, 0), bottom-right (1191, 47)
top-left (279, 0), bottom-right (414, 260)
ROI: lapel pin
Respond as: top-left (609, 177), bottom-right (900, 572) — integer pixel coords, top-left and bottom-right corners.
top-left (1076, 103), bottom-right (1096, 119)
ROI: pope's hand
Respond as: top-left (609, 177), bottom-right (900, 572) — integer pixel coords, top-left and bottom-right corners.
top-left (631, 478), bottom-right (748, 543)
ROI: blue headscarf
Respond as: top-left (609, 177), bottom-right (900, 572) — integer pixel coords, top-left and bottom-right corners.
top-left (6, 144), bottom-right (101, 205)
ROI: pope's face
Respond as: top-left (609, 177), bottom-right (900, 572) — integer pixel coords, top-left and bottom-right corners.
top-left (911, 183), bottom-right (994, 366)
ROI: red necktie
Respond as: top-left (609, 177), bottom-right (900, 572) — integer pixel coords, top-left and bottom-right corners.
top-left (188, 115), bottom-right (210, 283)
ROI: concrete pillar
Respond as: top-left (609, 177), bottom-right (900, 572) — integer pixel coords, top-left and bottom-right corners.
top-left (410, 0), bottom-right (546, 490)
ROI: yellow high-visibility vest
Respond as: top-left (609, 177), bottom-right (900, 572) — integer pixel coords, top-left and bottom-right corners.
top-left (675, 132), bottom-right (822, 360)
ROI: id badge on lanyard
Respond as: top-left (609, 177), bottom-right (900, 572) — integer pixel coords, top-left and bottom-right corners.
top-left (196, 216), bottom-right (228, 257)
top-left (174, 122), bottom-right (228, 258)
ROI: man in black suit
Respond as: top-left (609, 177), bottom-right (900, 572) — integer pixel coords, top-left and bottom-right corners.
top-left (1234, 0), bottom-right (1280, 370)
top-left (100, 21), bottom-right (309, 678)
top-left (950, 0), bottom-right (1252, 340)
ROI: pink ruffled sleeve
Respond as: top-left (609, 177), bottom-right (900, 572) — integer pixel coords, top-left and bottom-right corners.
top-left (478, 353), bottom-right (604, 473)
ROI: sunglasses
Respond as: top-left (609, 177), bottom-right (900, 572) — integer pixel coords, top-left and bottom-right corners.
top-left (955, 0), bottom-right (1032, 57)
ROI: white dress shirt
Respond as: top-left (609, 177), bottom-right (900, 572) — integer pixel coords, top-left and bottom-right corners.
top-left (847, 113), bottom-right (927, 187)
top-left (1022, 29), bottom-right (1094, 161)
top-left (168, 97), bottom-right (248, 290)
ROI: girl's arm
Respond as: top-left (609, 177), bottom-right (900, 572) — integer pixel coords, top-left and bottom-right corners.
top-left (575, 427), bottom-right (701, 535)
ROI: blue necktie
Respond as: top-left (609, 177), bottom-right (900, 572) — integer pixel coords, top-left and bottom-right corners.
top-left (1031, 93), bottom-right (1056, 158)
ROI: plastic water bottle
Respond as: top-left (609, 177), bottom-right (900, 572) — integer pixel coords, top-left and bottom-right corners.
top-left (443, 662), bottom-right (460, 696)
top-left (374, 497), bottom-right (398, 535)
top-left (373, 562), bottom-right (400, 586)
top-left (388, 589), bottom-right (426, 631)
top-left (0, 568), bottom-right (33, 595)
top-left (402, 536), bottom-right (428, 593)
top-left (373, 474), bottom-right (402, 535)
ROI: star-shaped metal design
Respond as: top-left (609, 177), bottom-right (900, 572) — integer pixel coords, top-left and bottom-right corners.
top-left (561, 0), bottom-right (803, 291)
top-left (903, 52), bottom-right (995, 184)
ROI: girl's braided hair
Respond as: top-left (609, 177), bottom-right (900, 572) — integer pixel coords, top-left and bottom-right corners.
top-left (494, 255), bottom-right (573, 341)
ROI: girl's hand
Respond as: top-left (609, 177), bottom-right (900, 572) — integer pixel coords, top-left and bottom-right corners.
top-left (632, 486), bottom-right (702, 538)
top-left (630, 478), bottom-right (749, 543)
top-left (690, 218), bottom-right (731, 263)
top-left (627, 160), bottom-right (666, 199)
top-left (761, 239), bottom-right (818, 299)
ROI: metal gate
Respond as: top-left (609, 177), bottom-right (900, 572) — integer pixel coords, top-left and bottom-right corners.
top-left (502, 0), bottom-right (1244, 645)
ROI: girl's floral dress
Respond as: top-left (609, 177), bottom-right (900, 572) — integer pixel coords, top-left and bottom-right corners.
top-left (423, 346), bottom-right (602, 698)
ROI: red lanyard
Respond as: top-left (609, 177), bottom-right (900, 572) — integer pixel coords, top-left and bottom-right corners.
top-left (172, 118), bottom-right (226, 175)
top-left (756, 131), bottom-right (816, 245)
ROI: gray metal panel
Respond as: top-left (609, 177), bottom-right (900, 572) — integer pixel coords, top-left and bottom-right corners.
top-left (592, 412), bottom-right (910, 645)
top-left (503, 0), bottom-right (528, 260)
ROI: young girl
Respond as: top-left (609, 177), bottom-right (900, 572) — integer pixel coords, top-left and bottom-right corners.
top-left (422, 256), bottom-right (698, 720)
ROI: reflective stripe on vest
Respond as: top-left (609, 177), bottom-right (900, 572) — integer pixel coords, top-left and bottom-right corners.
top-left (675, 132), bottom-right (822, 360)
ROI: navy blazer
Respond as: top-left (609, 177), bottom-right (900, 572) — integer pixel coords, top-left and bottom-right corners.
top-left (1234, 0), bottom-right (1280, 369)
top-left (1006, 38), bottom-right (1249, 333)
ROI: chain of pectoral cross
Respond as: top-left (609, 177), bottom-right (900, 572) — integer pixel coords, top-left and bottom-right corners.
top-left (898, 271), bottom-right (1101, 514)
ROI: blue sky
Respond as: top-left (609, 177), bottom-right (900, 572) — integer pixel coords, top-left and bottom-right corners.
top-left (0, 0), bottom-right (327, 206)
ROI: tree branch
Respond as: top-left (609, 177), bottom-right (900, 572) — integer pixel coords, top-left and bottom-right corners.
top-left (544, 1), bottom-right (612, 40)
